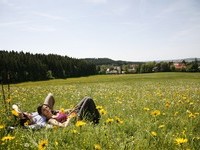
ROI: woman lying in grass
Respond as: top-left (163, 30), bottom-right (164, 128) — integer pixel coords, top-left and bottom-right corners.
top-left (37, 96), bottom-right (101, 127)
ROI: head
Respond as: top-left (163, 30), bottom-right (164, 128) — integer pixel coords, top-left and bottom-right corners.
top-left (37, 104), bottom-right (52, 119)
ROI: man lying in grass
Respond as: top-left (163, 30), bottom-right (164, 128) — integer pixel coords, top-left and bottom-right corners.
top-left (37, 96), bottom-right (101, 127)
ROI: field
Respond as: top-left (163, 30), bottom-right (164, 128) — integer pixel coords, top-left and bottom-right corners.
top-left (0, 72), bottom-right (200, 150)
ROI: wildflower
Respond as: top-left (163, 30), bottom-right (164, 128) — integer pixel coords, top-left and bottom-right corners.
top-left (60, 108), bottom-right (65, 113)
top-left (1, 135), bottom-right (15, 141)
top-left (151, 131), bottom-right (157, 137)
top-left (174, 138), bottom-right (188, 145)
top-left (158, 125), bottom-right (165, 128)
top-left (115, 117), bottom-right (123, 124)
top-left (150, 110), bottom-right (161, 117)
top-left (38, 139), bottom-right (48, 150)
top-left (188, 113), bottom-right (196, 118)
top-left (96, 106), bottom-right (103, 110)
top-left (106, 118), bottom-right (114, 124)
top-left (99, 109), bottom-right (107, 115)
top-left (143, 107), bottom-right (150, 111)
top-left (165, 102), bottom-right (170, 108)
top-left (24, 121), bottom-right (30, 126)
top-left (11, 110), bottom-right (19, 117)
top-left (94, 144), bottom-right (101, 150)
top-left (174, 111), bottom-right (178, 116)
top-left (0, 125), bottom-right (5, 129)
top-left (71, 129), bottom-right (78, 134)
top-left (75, 120), bottom-right (86, 127)
top-left (55, 141), bottom-right (58, 146)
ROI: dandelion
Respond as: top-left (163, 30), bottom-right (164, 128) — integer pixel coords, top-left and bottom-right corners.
top-left (143, 107), bottom-right (150, 111)
top-left (174, 138), bottom-right (188, 146)
top-left (55, 141), bottom-right (58, 146)
top-left (0, 125), bottom-right (5, 129)
top-left (11, 110), bottom-right (19, 117)
top-left (38, 139), bottom-right (48, 150)
top-left (96, 106), bottom-right (103, 110)
top-left (106, 118), bottom-right (114, 124)
top-left (60, 108), bottom-right (65, 113)
top-left (99, 109), bottom-right (107, 115)
top-left (75, 120), bottom-right (86, 127)
top-left (188, 113), bottom-right (196, 118)
top-left (150, 110), bottom-right (161, 117)
top-left (94, 144), bottom-right (101, 150)
top-left (151, 131), bottom-right (157, 137)
top-left (1, 135), bottom-right (15, 141)
top-left (165, 102), bottom-right (170, 108)
top-left (158, 125), bottom-right (165, 128)
top-left (115, 117), bottom-right (123, 124)
top-left (71, 129), bottom-right (78, 134)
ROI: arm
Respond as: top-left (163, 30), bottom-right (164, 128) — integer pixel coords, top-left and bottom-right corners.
top-left (48, 118), bottom-right (71, 127)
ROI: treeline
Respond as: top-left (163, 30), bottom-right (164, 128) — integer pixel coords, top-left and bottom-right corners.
top-left (81, 58), bottom-right (143, 65)
top-left (0, 50), bottom-right (96, 83)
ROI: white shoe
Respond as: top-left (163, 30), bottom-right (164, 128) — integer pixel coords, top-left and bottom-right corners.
top-left (12, 104), bottom-right (22, 113)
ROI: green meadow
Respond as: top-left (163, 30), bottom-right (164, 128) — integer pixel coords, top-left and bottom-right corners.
top-left (0, 72), bottom-right (200, 150)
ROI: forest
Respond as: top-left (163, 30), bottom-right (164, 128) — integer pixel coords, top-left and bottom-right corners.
top-left (0, 50), bottom-right (96, 83)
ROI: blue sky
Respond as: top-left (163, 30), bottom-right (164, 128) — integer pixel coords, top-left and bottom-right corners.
top-left (0, 0), bottom-right (200, 61)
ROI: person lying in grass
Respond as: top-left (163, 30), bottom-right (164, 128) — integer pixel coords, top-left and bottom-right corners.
top-left (37, 96), bottom-right (101, 127)
top-left (12, 93), bottom-right (55, 129)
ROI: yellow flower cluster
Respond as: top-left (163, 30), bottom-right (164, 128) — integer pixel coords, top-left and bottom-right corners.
top-left (75, 120), bottom-right (86, 127)
top-left (174, 138), bottom-right (188, 145)
top-left (1, 135), bottom-right (15, 141)
top-left (96, 106), bottom-right (107, 115)
top-left (150, 110), bottom-right (161, 117)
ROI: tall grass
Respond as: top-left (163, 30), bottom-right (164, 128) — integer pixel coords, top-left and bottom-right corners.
top-left (0, 72), bottom-right (200, 149)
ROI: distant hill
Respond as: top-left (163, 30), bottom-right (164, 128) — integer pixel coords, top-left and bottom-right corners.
top-left (81, 58), bottom-right (144, 65)
top-left (81, 58), bottom-right (200, 65)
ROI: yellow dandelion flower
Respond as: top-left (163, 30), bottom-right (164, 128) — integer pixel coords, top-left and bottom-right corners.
top-left (174, 111), bottom-right (179, 116)
top-left (165, 102), bottom-right (170, 108)
top-left (96, 106), bottom-right (103, 110)
top-left (60, 108), bottom-right (65, 113)
top-left (188, 113), bottom-right (196, 118)
top-left (158, 125), bottom-right (165, 128)
top-left (75, 120), bottom-right (86, 127)
top-left (1, 135), bottom-right (15, 141)
top-left (94, 144), bottom-right (101, 150)
top-left (151, 131), bottom-right (157, 137)
top-left (106, 118), bottom-right (114, 124)
top-left (115, 117), bottom-right (123, 124)
top-left (150, 110), bottom-right (161, 117)
top-left (174, 138), bottom-right (188, 145)
top-left (0, 125), bottom-right (5, 129)
top-left (71, 129), bottom-right (78, 134)
top-left (99, 109), bottom-right (107, 115)
top-left (143, 107), bottom-right (150, 111)
top-left (55, 141), bottom-right (58, 146)
top-left (11, 110), bottom-right (19, 117)
top-left (38, 139), bottom-right (48, 150)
